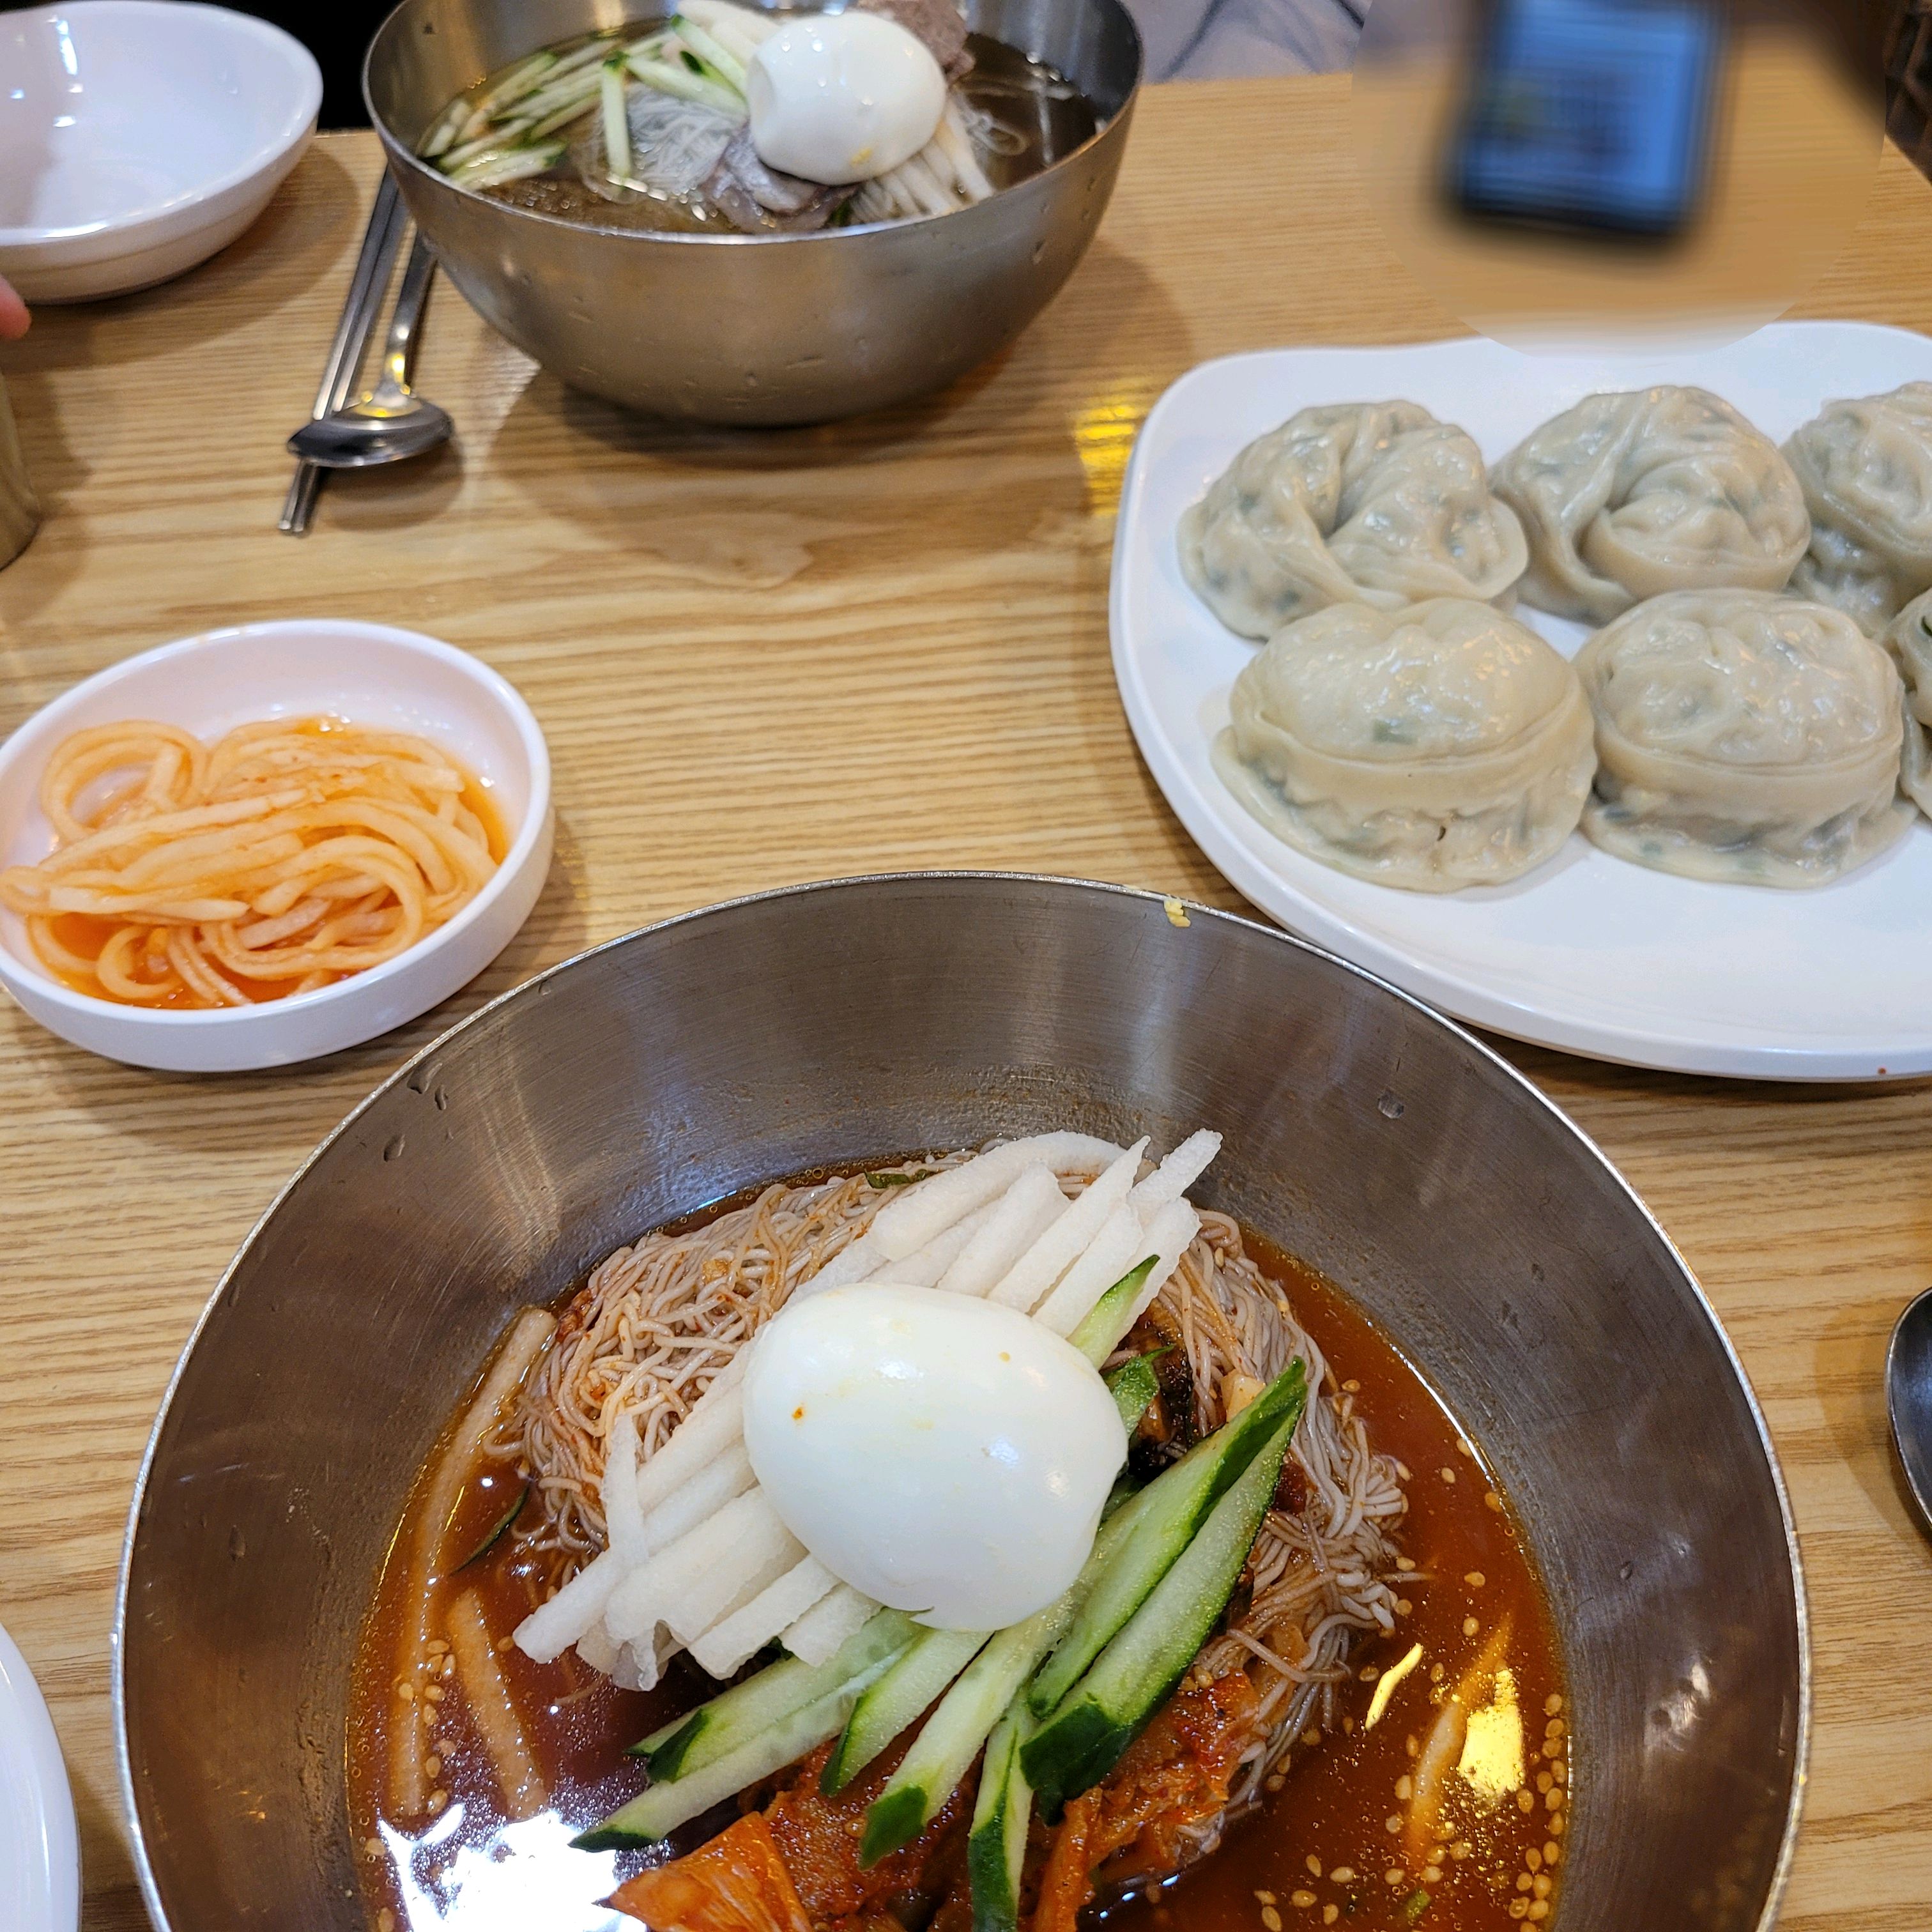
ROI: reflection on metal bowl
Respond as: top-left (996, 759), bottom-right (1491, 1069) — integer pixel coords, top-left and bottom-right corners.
top-left (363, 0), bottom-right (1142, 424)
top-left (115, 874), bottom-right (1805, 1932)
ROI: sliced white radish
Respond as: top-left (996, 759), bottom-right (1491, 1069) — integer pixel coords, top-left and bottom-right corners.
top-left (986, 1137), bottom-right (1149, 1313)
top-left (663, 1493), bottom-right (802, 1645)
top-left (638, 1441), bottom-right (755, 1554)
top-left (1124, 1197), bottom-right (1201, 1328)
top-left (606, 1484), bottom-right (793, 1646)
top-left (868, 1133), bottom-right (1124, 1261)
top-left (514, 1545), bottom-right (623, 1663)
top-left (575, 1618), bottom-right (620, 1676)
top-left (797, 1227), bottom-right (885, 1298)
top-left (875, 1196), bottom-right (1000, 1287)
top-left (1128, 1129), bottom-right (1222, 1218)
top-left (781, 1581), bottom-right (878, 1665)
top-left (601, 1408), bottom-right (647, 1564)
top-left (632, 1370), bottom-right (744, 1519)
top-left (689, 1556), bottom-right (839, 1679)
top-left (935, 1163), bottom-right (1065, 1299)
top-left (1031, 1202), bottom-right (1148, 1337)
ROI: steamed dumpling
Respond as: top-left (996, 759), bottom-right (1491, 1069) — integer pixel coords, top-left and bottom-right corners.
top-left (1211, 598), bottom-right (1594, 892)
top-left (1786, 381), bottom-right (1932, 634)
top-left (1179, 402), bottom-right (1528, 639)
top-left (1882, 586), bottom-right (1932, 816)
top-left (1491, 387), bottom-right (1809, 625)
top-left (1575, 589), bottom-right (1910, 887)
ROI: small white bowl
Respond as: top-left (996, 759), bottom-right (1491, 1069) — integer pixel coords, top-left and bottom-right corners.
top-left (0, 1621), bottom-right (77, 1932)
top-left (0, 1), bottom-right (321, 303)
top-left (0, 619), bottom-right (554, 1071)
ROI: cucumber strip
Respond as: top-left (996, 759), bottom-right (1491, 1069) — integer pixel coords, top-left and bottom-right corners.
top-left (822, 1626), bottom-right (990, 1793)
top-left (640, 1608), bottom-right (917, 1779)
top-left (967, 1706), bottom-right (1034, 1932)
top-left (1105, 1353), bottom-right (1160, 1433)
top-left (857, 1483), bottom-right (1159, 1864)
top-left (1021, 1404), bottom-right (1303, 1818)
top-left (1026, 1360), bottom-right (1306, 1719)
top-left (578, 1678), bottom-right (855, 1848)
top-left (1068, 1259), bottom-right (1154, 1366)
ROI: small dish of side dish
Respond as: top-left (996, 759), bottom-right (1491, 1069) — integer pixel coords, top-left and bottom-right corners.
top-left (113, 877), bottom-right (1805, 1932)
top-left (0, 619), bottom-right (552, 1071)
top-left (1113, 322), bottom-right (1932, 1080)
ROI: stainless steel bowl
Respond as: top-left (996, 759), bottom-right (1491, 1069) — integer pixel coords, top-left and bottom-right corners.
top-left (116, 875), bottom-right (1806, 1931)
top-left (363, 0), bottom-right (1140, 424)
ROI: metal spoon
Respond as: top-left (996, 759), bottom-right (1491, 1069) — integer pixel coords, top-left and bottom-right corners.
top-left (287, 233), bottom-right (452, 470)
top-left (1885, 1285), bottom-right (1932, 1537)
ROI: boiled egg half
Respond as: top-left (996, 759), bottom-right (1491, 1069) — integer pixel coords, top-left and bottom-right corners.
top-left (746, 11), bottom-right (947, 185)
top-left (741, 1284), bottom-right (1127, 1629)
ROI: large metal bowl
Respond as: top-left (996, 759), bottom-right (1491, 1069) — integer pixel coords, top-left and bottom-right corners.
top-left (363, 0), bottom-right (1140, 424)
top-left (116, 875), bottom-right (1806, 1931)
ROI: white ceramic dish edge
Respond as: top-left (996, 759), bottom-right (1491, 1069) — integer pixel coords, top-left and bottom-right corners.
top-left (0, 1622), bottom-right (80, 1932)
top-left (0, 620), bottom-right (553, 1071)
top-left (1110, 322), bottom-right (1932, 1081)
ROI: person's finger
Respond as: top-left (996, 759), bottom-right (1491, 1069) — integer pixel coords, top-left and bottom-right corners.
top-left (0, 275), bottom-right (31, 341)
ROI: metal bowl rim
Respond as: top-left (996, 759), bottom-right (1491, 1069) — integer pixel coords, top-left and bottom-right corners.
top-left (361, 0), bottom-right (1142, 251)
top-left (110, 868), bottom-right (1811, 1932)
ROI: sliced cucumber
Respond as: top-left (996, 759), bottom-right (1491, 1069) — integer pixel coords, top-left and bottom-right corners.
top-left (1026, 1360), bottom-right (1306, 1719)
top-left (967, 1705), bottom-right (1034, 1932)
top-left (640, 1608), bottom-right (917, 1780)
top-left (856, 1478), bottom-right (1157, 1863)
top-left (822, 1624), bottom-right (989, 1793)
top-left (1020, 1404), bottom-right (1302, 1818)
top-left (1105, 1353), bottom-right (1161, 1433)
top-left (578, 1676), bottom-right (859, 1847)
top-left (1068, 1258), bottom-right (1155, 1366)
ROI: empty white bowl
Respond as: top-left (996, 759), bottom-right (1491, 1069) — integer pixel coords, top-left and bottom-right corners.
top-left (0, 619), bottom-right (554, 1071)
top-left (0, 1), bottom-right (321, 303)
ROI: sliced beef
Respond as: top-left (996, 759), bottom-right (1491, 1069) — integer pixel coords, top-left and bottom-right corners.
top-left (705, 128), bottom-right (853, 232)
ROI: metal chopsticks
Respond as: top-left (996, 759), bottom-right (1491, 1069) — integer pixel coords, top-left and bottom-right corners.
top-left (279, 169), bottom-right (408, 535)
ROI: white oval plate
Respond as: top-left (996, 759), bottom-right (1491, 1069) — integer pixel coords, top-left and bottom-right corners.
top-left (0, 1623), bottom-right (79, 1932)
top-left (1112, 321), bottom-right (1932, 1081)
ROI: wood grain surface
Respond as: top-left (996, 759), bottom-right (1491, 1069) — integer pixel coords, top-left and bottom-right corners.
top-left (1, 76), bottom-right (1929, 1932)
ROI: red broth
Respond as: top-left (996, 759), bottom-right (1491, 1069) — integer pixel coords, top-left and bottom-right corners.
top-left (349, 1216), bottom-right (1568, 1932)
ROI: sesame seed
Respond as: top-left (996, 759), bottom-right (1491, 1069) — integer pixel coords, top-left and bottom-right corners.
top-left (1386, 1815), bottom-right (1402, 1833)
top-left (1533, 1876), bottom-right (1552, 1899)
top-left (441, 1655), bottom-right (456, 1678)
top-left (1395, 1460), bottom-right (1413, 1480)
top-left (1528, 1905), bottom-right (1550, 1921)
top-left (1450, 1842), bottom-right (1471, 1862)
top-left (1262, 1906), bottom-right (1284, 1930)
top-left (1550, 1814), bottom-right (1565, 1836)
top-left (1485, 1491), bottom-right (1505, 1512)
top-left (1526, 1850), bottom-right (1542, 1872)
top-left (1291, 1892), bottom-right (1317, 1912)
top-left (1406, 1734), bottom-right (1420, 1758)
top-left (364, 1838), bottom-right (382, 1859)
top-left (1303, 1727), bottom-right (1322, 1747)
top-left (1395, 1556), bottom-right (1417, 1572)
top-left (1267, 1774), bottom-right (1286, 1793)
top-left (395, 1681), bottom-right (415, 1702)
top-left (1544, 1694), bottom-right (1563, 1715)
top-left (427, 1789), bottom-right (448, 1815)
top-left (1430, 1664), bottom-right (1445, 1683)
top-left (1457, 1438), bottom-right (1475, 1457)
top-left (1439, 1467), bottom-right (1457, 1484)
top-left (1395, 1775), bottom-right (1414, 1800)
top-left (1255, 1893), bottom-right (1276, 1906)
top-left (1509, 1901), bottom-right (1528, 1920)
top-left (1344, 1716), bottom-right (1356, 1734)
top-left (1544, 1841), bottom-right (1560, 1864)
top-left (424, 1685), bottom-right (444, 1702)
top-left (1545, 1788), bottom-right (1563, 1811)
top-left (1462, 1616), bottom-right (1480, 1637)
top-left (1324, 1910), bottom-right (1339, 1928)
top-left (1306, 1857), bottom-right (1323, 1878)
top-left (1545, 1717), bottom-right (1566, 1738)
top-left (1422, 1866), bottom-right (1443, 1885)
top-left (1517, 1874), bottom-right (1533, 1892)
top-left (378, 1913), bottom-right (396, 1932)
top-left (1464, 1571), bottom-right (1486, 1588)
top-left (1518, 1791), bottom-right (1536, 1813)
top-left (1361, 1664), bottom-right (1381, 1682)
top-left (1396, 1598), bottom-right (1413, 1616)
top-left (1330, 1867), bottom-right (1357, 1884)
top-left (425, 1756), bottom-right (441, 1779)
top-left (425, 1640), bottom-right (448, 1656)
top-left (1384, 1869), bottom-right (1406, 1887)
top-left (496, 1636), bottom-right (515, 1653)
top-left (1344, 1379), bottom-right (1362, 1393)
top-left (1537, 1772), bottom-right (1552, 1794)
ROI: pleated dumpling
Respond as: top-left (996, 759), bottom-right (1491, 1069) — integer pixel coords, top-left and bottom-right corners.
top-left (1179, 401), bottom-right (1528, 639)
top-left (1491, 387), bottom-right (1809, 625)
top-left (1786, 381), bottom-right (1932, 634)
top-left (1211, 597), bottom-right (1595, 892)
top-left (1575, 590), bottom-right (1911, 887)
top-left (1882, 586), bottom-right (1932, 816)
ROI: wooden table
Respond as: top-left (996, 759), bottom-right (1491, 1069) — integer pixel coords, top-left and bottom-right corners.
top-left (2, 77), bottom-right (1929, 1932)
